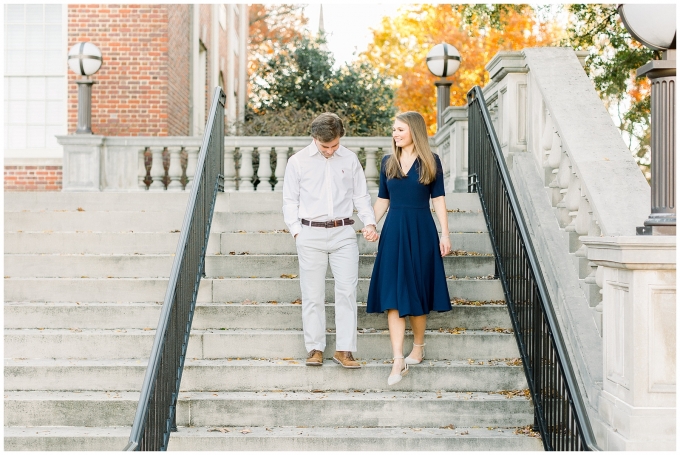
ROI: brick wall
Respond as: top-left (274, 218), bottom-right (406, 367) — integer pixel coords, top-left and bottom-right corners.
top-left (68, 4), bottom-right (171, 136)
top-left (167, 4), bottom-right (191, 136)
top-left (5, 164), bottom-right (62, 191)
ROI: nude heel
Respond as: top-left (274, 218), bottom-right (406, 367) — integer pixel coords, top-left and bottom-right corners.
top-left (387, 356), bottom-right (409, 386)
top-left (405, 342), bottom-right (426, 365)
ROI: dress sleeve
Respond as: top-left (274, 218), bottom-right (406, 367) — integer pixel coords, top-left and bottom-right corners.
top-left (378, 155), bottom-right (390, 199)
top-left (430, 154), bottom-right (445, 198)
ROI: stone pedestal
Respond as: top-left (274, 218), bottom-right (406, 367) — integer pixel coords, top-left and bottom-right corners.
top-left (583, 236), bottom-right (676, 451)
top-left (57, 135), bottom-right (104, 191)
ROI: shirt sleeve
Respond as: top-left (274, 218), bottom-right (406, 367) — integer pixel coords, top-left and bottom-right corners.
top-left (352, 154), bottom-right (377, 227)
top-left (377, 155), bottom-right (390, 200)
top-left (282, 156), bottom-right (302, 237)
top-left (430, 154), bottom-right (445, 198)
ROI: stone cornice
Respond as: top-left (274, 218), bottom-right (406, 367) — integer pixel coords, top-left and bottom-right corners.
top-left (582, 236), bottom-right (677, 269)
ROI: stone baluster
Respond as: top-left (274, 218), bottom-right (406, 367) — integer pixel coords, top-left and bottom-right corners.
top-left (257, 147), bottom-right (273, 191)
top-left (185, 146), bottom-right (199, 190)
top-left (546, 131), bottom-right (562, 205)
top-left (149, 146), bottom-right (166, 191)
top-left (223, 146), bottom-right (237, 191)
top-left (564, 175), bottom-right (581, 234)
top-left (274, 147), bottom-right (289, 191)
top-left (584, 217), bottom-right (603, 320)
top-left (574, 194), bottom-right (592, 262)
top-left (167, 146), bottom-right (183, 191)
top-left (138, 147), bottom-right (148, 190)
top-left (238, 146), bottom-right (255, 191)
top-left (541, 111), bottom-right (553, 170)
top-left (364, 147), bottom-right (379, 191)
top-left (555, 154), bottom-right (572, 226)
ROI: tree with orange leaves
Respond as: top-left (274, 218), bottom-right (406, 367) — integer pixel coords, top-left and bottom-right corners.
top-left (361, 4), bottom-right (563, 134)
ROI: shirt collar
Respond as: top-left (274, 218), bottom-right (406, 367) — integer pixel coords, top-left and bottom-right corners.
top-left (309, 139), bottom-right (345, 158)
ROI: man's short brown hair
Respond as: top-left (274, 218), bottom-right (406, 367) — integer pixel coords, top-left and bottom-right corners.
top-left (310, 112), bottom-right (345, 142)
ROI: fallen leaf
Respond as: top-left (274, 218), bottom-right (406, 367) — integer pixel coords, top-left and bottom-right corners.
top-left (208, 427), bottom-right (230, 433)
top-left (280, 274), bottom-right (298, 279)
top-left (240, 428), bottom-right (252, 434)
top-left (77, 207), bottom-right (85, 211)
top-left (440, 424), bottom-right (455, 430)
top-left (291, 299), bottom-right (302, 305)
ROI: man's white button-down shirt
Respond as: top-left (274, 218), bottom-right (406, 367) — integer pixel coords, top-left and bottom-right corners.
top-left (282, 140), bottom-right (377, 238)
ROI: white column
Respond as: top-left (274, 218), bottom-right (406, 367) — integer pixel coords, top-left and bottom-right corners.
top-left (138, 147), bottom-right (148, 190)
top-left (274, 146), bottom-right (288, 191)
top-left (364, 147), bottom-right (379, 190)
top-left (185, 146), bottom-right (199, 190)
top-left (257, 147), bottom-right (273, 191)
top-left (149, 146), bottom-right (166, 191)
top-left (583, 236), bottom-right (676, 451)
top-left (223, 146), bottom-right (237, 191)
top-left (238, 146), bottom-right (254, 191)
top-left (167, 146), bottom-right (183, 191)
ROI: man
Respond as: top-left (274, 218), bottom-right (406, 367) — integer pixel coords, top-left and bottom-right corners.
top-left (282, 113), bottom-right (379, 369)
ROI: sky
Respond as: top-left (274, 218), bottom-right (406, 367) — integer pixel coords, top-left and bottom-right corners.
top-left (301, 3), bottom-right (400, 66)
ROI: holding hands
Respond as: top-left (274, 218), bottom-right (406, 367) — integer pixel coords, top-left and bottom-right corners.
top-left (362, 224), bottom-right (379, 242)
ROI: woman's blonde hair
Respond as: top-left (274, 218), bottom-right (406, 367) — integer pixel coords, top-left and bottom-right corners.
top-left (384, 111), bottom-right (437, 185)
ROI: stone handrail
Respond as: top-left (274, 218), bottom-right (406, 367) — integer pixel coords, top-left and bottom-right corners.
top-left (57, 135), bottom-right (394, 192)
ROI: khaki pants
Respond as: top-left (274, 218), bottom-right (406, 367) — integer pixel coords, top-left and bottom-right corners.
top-left (295, 224), bottom-right (359, 352)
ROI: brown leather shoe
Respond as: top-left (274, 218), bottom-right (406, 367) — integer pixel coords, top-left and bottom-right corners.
top-left (333, 351), bottom-right (361, 369)
top-left (306, 349), bottom-right (323, 366)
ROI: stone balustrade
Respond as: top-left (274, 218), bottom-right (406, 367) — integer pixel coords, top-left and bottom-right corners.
top-left (57, 136), bottom-right (393, 192)
top-left (434, 47), bottom-right (662, 450)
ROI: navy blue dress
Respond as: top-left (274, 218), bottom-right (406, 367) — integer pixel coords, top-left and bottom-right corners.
top-left (367, 154), bottom-right (451, 317)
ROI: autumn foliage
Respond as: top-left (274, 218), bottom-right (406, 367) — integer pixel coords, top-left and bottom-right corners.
top-left (361, 5), bottom-right (564, 133)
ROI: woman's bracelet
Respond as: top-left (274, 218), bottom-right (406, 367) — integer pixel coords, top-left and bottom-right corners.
top-left (440, 233), bottom-right (450, 240)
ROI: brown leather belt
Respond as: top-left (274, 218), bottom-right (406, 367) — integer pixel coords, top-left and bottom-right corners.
top-left (301, 218), bottom-right (355, 228)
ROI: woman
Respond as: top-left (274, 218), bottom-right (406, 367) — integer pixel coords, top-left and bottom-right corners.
top-left (366, 111), bottom-right (452, 385)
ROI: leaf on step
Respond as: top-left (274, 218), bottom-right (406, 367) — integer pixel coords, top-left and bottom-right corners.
top-left (440, 424), bottom-right (455, 430)
top-left (170, 230), bottom-right (180, 233)
top-left (291, 298), bottom-right (302, 305)
top-left (229, 252), bottom-right (236, 255)
top-left (242, 299), bottom-right (258, 305)
top-left (268, 300), bottom-right (278, 305)
top-left (77, 207), bottom-right (85, 211)
top-left (240, 428), bottom-right (252, 434)
top-left (81, 276), bottom-right (88, 278)
top-left (208, 427), bottom-right (230, 433)
top-left (311, 389), bottom-right (325, 393)
top-left (282, 357), bottom-right (294, 360)
top-left (143, 328), bottom-right (152, 331)
top-left (460, 430), bottom-right (469, 435)
top-left (280, 274), bottom-right (298, 279)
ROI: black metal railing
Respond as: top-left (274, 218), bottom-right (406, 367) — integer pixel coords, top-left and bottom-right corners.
top-left (466, 86), bottom-right (600, 451)
top-left (125, 87), bottom-right (226, 451)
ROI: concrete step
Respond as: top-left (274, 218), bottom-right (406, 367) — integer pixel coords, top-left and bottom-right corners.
top-left (4, 232), bottom-right (222, 255)
top-left (5, 253), bottom-right (495, 279)
top-left (4, 425), bottom-right (543, 451)
top-left (5, 211), bottom-right (487, 233)
top-left (4, 191), bottom-right (483, 213)
top-left (4, 277), bottom-right (503, 303)
top-left (221, 231), bottom-right (494, 255)
top-left (5, 328), bottom-right (518, 360)
top-left (5, 231), bottom-right (493, 255)
top-left (5, 358), bottom-right (526, 393)
top-left (3, 390), bottom-right (534, 428)
top-left (5, 302), bottom-right (511, 330)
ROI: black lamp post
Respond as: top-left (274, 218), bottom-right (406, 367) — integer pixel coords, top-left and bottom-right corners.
top-left (618, 4), bottom-right (677, 235)
top-left (426, 43), bottom-right (461, 132)
top-left (67, 42), bottom-right (103, 134)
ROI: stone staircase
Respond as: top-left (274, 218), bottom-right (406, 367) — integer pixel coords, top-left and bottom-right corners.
top-left (4, 191), bottom-right (543, 451)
